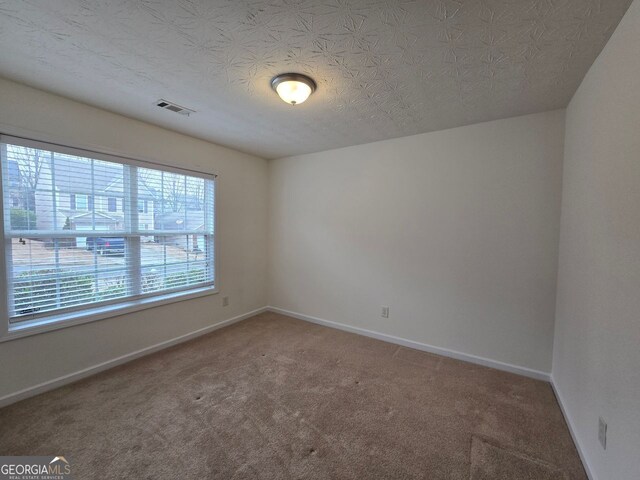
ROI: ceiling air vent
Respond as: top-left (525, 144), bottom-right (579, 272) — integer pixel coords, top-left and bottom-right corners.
top-left (155, 99), bottom-right (195, 116)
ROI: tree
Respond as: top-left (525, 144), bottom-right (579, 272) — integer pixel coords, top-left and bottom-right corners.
top-left (187, 176), bottom-right (205, 211)
top-left (10, 208), bottom-right (37, 230)
top-left (136, 168), bottom-right (204, 215)
top-left (137, 169), bottom-right (186, 213)
top-left (163, 172), bottom-right (185, 213)
top-left (13, 146), bottom-right (47, 212)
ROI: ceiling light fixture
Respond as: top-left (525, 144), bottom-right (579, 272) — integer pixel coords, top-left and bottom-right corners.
top-left (271, 73), bottom-right (316, 106)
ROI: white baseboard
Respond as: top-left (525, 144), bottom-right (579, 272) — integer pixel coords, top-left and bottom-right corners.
top-left (550, 376), bottom-right (596, 480)
top-left (1, 304), bottom-right (590, 479)
top-left (0, 307), bottom-right (268, 408)
top-left (267, 306), bottom-right (551, 382)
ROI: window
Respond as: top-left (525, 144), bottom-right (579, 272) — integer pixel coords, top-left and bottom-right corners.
top-left (74, 194), bottom-right (89, 211)
top-left (0, 135), bottom-right (216, 334)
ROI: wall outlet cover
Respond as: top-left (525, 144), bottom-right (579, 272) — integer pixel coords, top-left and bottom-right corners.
top-left (598, 417), bottom-right (607, 450)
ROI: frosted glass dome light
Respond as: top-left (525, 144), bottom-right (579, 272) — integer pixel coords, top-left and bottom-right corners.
top-left (271, 73), bottom-right (316, 106)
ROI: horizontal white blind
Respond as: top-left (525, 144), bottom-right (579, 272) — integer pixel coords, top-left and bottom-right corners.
top-left (1, 136), bottom-right (216, 322)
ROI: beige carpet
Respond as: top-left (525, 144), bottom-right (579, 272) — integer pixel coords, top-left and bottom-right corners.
top-left (470, 435), bottom-right (570, 480)
top-left (0, 312), bottom-right (586, 479)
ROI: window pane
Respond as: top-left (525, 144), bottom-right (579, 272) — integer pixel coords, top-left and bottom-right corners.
top-left (76, 194), bottom-right (88, 211)
top-left (136, 167), bottom-right (214, 292)
top-left (2, 145), bottom-right (126, 233)
top-left (136, 168), bottom-right (211, 233)
top-left (140, 236), bottom-right (212, 293)
top-left (11, 237), bottom-right (130, 317)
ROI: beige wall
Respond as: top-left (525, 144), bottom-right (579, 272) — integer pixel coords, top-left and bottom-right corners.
top-left (268, 110), bottom-right (565, 374)
top-left (0, 77), bottom-right (269, 399)
top-left (553, 1), bottom-right (640, 478)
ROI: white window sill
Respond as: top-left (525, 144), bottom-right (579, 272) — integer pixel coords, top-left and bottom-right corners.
top-left (1, 286), bottom-right (218, 343)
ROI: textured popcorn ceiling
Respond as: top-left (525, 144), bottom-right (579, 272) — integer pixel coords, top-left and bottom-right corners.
top-left (0, 0), bottom-right (633, 159)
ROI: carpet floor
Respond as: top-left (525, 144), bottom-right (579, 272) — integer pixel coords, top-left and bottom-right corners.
top-left (0, 312), bottom-right (586, 479)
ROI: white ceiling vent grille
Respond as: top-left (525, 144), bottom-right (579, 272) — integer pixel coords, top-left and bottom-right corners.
top-left (155, 99), bottom-right (195, 116)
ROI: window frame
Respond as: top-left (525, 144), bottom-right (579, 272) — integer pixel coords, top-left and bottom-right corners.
top-left (0, 133), bottom-right (219, 342)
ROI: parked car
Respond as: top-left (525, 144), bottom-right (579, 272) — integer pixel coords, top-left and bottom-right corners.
top-left (86, 237), bottom-right (125, 256)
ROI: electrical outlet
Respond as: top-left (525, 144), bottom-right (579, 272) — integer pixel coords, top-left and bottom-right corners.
top-left (381, 306), bottom-right (389, 318)
top-left (222, 296), bottom-right (229, 307)
top-left (598, 417), bottom-right (607, 450)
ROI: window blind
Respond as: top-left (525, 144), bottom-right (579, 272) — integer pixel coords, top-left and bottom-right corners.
top-left (0, 135), bottom-right (216, 323)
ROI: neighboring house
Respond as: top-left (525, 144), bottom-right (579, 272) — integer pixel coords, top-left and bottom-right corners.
top-left (11, 151), bottom-right (206, 250)
top-left (29, 153), bottom-right (156, 244)
top-left (7, 160), bottom-right (20, 201)
top-left (6, 159), bottom-right (21, 207)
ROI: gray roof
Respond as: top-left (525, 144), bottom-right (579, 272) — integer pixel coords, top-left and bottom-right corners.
top-left (155, 212), bottom-right (205, 231)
